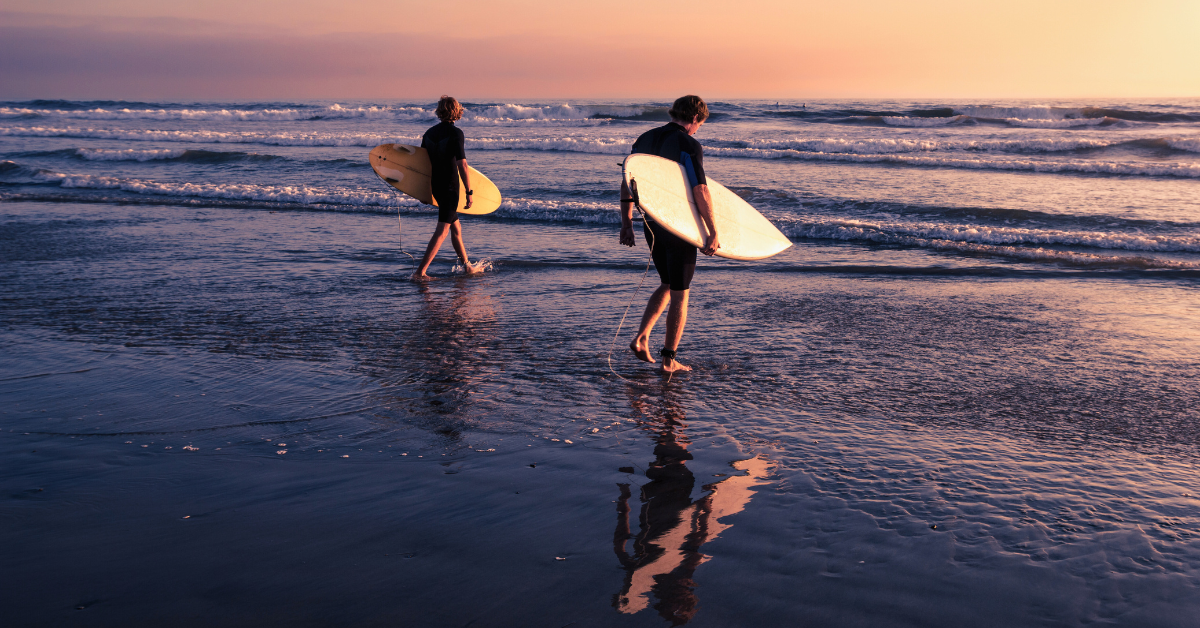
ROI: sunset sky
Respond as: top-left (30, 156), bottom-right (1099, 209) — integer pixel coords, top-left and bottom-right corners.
top-left (2, 0), bottom-right (1198, 100)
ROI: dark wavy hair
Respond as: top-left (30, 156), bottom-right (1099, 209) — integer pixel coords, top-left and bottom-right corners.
top-left (669, 95), bottom-right (709, 124)
top-left (435, 95), bottom-right (464, 122)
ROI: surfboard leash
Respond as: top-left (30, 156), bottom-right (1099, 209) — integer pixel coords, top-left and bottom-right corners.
top-left (371, 168), bottom-right (418, 275)
top-left (606, 177), bottom-right (660, 384)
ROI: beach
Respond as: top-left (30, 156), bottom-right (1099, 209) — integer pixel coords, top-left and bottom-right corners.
top-left (3, 99), bottom-right (1200, 626)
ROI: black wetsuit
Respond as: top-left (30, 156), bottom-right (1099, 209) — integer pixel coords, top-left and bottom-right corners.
top-left (421, 121), bottom-right (466, 223)
top-left (631, 122), bottom-right (707, 291)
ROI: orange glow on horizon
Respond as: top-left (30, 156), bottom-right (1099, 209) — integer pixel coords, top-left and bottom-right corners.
top-left (1, 1), bottom-right (1197, 99)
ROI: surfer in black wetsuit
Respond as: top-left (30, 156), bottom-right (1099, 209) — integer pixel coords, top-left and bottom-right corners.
top-left (619, 95), bottom-right (719, 374)
top-left (414, 95), bottom-right (483, 279)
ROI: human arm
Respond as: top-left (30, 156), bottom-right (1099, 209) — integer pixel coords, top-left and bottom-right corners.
top-left (694, 183), bottom-right (719, 256)
top-left (619, 177), bottom-right (636, 247)
top-left (680, 142), bottom-right (717, 255)
top-left (457, 158), bottom-right (473, 210)
top-left (455, 127), bottom-right (472, 210)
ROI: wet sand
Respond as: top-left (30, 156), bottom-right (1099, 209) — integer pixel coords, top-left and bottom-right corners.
top-left (3, 200), bottom-right (1200, 626)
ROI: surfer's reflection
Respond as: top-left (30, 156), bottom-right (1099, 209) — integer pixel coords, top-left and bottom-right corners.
top-left (365, 279), bottom-right (497, 439)
top-left (613, 389), bottom-right (772, 624)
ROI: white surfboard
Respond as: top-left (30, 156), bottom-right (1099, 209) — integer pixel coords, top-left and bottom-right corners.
top-left (622, 154), bottom-right (792, 261)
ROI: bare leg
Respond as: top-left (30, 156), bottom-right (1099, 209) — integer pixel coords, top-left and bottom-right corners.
top-left (414, 222), bottom-right (452, 279)
top-left (630, 283), bottom-right (670, 363)
top-left (661, 289), bottom-right (691, 373)
top-left (447, 220), bottom-right (479, 273)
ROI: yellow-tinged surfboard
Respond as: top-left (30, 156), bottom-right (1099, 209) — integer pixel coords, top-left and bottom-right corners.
top-left (369, 143), bottom-right (501, 215)
top-left (622, 153), bottom-right (792, 261)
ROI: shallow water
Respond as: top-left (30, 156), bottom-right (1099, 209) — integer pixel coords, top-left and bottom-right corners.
top-left (5, 96), bottom-right (1200, 624)
top-left (2, 195), bottom-right (1199, 625)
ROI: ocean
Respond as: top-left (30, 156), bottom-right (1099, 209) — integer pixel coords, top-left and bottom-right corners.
top-left (2, 98), bottom-right (1199, 626)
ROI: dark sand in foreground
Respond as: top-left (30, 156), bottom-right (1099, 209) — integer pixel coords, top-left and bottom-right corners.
top-left (4, 200), bottom-right (1199, 626)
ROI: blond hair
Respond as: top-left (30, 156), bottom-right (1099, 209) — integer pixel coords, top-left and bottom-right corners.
top-left (435, 95), bottom-right (464, 122)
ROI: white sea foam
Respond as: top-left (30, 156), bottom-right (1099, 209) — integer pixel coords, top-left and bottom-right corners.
top-left (0, 104), bottom-right (428, 122)
top-left (0, 103), bottom-right (642, 125)
top-left (22, 164), bottom-right (1200, 253)
top-left (466, 104), bottom-right (595, 121)
top-left (6, 125), bottom-right (1198, 177)
top-left (68, 178), bottom-right (408, 208)
top-left (779, 219), bottom-right (1200, 269)
top-left (75, 148), bottom-right (188, 161)
top-left (932, 106), bottom-right (1139, 127)
top-left (913, 239), bottom-right (1198, 269)
top-left (0, 125), bottom-right (1150, 159)
top-left (6, 125), bottom-right (1198, 178)
top-left (0, 125), bottom-right (637, 154)
top-left (880, 115), bottom-right (972, 127)
top-left (1003, 117), bottom-right (1126, 129)
top-left (457, 103), bottom-right (646, 126)
top-left (22, 167), bottom-right (622, 221)
top-left (731, 137), bottom-right (1116, 154)
top-left (12, 166), bottom-right (1199, 269)
top-left (1165, 137), bottom-right (1200, 153)
top-left (954, 105), bottom-right (1081, 120)
top-left (495, 198), bottom-right (620, 223)
top-left (467, 137), bottom-right (630, 154)
top-left (705, 146), bottom-right (1200, 178)
top-left (777, 217), bottom-right (1200, 253)
top-left (0, 125), bottom-right (418, 147)
top-left (29, 168), bottom-right (416, 208)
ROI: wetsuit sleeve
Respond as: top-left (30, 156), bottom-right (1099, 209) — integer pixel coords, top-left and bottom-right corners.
top-left (454, 127), bottom-right (466, 161)
top-left (685, 139), bottom-right (706, 187)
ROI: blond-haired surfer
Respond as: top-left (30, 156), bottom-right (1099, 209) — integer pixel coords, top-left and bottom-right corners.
top-left (619, 95), bottom-right (719, 373)
top-left (414, 95), bottom-right (483, 279)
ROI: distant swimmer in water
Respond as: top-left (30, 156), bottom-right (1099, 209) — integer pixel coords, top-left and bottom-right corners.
top-left (619, 95), bottom-right (718, 374)
top-left (413, 95), bottom-right (484, 280)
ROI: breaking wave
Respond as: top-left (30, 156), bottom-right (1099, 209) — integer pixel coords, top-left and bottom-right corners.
top-left (705, 147), bottom-right (1200, 178)
top-left (8, 126), bottom-right (1200, 164)
top-left (0, 125), bottom-right (415, 147)
top-left (954, 105), bottom-right (1200, 124)
top-left (70, 148), bottom-right (284, 163)
top-left (0, 104), bottom-right (425, 122)
top-left (776, 216), bottom-right (1200, 254)
top-left (0, 102), bottom-right (664, 125)
top-left (0, 162), bottom-right (622, 222)
top-left (6, 161), bottom-right (1199, 271)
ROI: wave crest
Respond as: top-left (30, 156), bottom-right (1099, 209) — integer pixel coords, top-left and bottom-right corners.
top-left (780, 217), bottom-right (1200, 253)
top-left (0, 102), bottom-right (663, 125)
top-left (704, 147), bottom-right (1200, 178)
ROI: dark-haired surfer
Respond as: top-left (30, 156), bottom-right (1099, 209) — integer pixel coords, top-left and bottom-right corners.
top-left (619, 95), bottom-right (719, 374)
top-left (414, 95), bottom-right (484, 279)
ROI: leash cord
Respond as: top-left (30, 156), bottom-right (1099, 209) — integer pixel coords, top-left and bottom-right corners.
top-left (606, 178), bottom-right (656, 383)
top-left (371, 168), bottom-right (417, 274)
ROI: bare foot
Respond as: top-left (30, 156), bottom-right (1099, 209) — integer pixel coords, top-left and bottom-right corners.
top-left (629, 338), bottom-right (655, 363)
top-left (455, 260), bottom-right (488, 275)
top-left (411, 272), bottom-right (432, 281)
top-left (661, 357), bottom-right (691, 373)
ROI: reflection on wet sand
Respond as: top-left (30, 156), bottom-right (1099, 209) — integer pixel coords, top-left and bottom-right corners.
top-left (360, 278), bottom-right (498, 439)
top-left (614, 389), bottom-right (773, 624)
